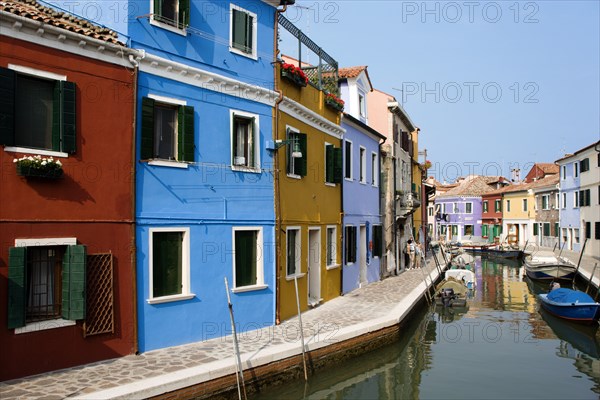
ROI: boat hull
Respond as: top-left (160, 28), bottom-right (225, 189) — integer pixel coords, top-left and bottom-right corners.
top-left (539, 294), bottom-right (600, 324)
top-left (525, 265), bottom-right (576, 281)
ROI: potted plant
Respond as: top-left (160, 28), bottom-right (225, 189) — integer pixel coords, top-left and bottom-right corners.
top-left (280, 63), bottom-right (308, 87)
top-left (14, 155), bottom-right (64, 179)
top-left (324, 93), bottom-right (344, 112)
top-left (423, 160), bottom-right (432, 170)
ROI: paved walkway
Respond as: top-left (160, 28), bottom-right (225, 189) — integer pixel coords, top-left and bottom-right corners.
top-left (0, 256), bottom-right (446, 400)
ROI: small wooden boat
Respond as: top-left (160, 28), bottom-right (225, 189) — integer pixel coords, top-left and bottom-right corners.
top-left (484, 244), bottom-right (523, 259)
top-left (524, 251), bottom-right (577, 281)
top-left (539, 288), bottom-right (600, 325)
top-left (458, 242), bottom-right (496, 253)
top-left (445, 268), bottom-right (476, 290)
top-left (450, 252), bottom-right (475, 270)
top-left (435, 278), bottom-right (470, 307)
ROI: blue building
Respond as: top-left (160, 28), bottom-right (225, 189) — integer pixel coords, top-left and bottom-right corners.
top-left (557, 153), bottom-right (583, 252)
top-left (55, 0), bottom-right (283, 351)
top-left (338, 67), bottom-right (385, 293)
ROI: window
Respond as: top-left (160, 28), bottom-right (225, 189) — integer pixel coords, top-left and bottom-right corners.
top-left (596, 222), bottom-right (600, 240)
top-left (371, 152), bottom-right (378, 186)
top-left (233, 228), bottom-right (264, 289)
top-left (522, 199), bottom-right (528, 212)
top-left (344, 140), bottom-right (352, 180)
top-left (358, 93), bottom-right (366, 118)
top-left (230, 4), bottom-right (257, 58)
top-left (465, 202), bottom-right (473, 214)
top-left (483, 201), bottom-right (488, 213)
top-left (443, 203), bottom-right (447, 214)
top-left (579, 189), bottom-right (591, 207)
top-left (286, 228), bottom-right (301, 276)
top-left (428, 207), bottom-right (434, 217)
top-left (359, 147), bottom-right (366, 183)
top-left (464, 225), bottom-right (474, 236)
top-left (0, 66), bottom-right (76, 154)
top-left (149, 228), bottom-right (191, 302)
top-left (562, 193), bottom-right (566, 208)
top-left (151, 0), bottom-right (190, 31)
top-left (372, 225), bottom-right (383, 258)
top-left (541, 195), bottom-right (549, 210)
top-left (326, 227), bottom-right (337, 266)
top-left (506, 200), bottom-right (511, 212)
top-left (440, 225), bottom-right (447, 235)
top-left (580, 158), bottom-right (590, 172)
top-left (325, 144), bottom-right (343, 184)
top-left (561, 165), bottom-right (566, 180)
top-left (574, 192), bottom-right (579, 208)
top-left (574, 228), bottom-right (580, 244)
top-left (451, 225), bottom-right (458, 236)
top-left (585, 222), bottom-right (591, 239)
top-left (141, 96), bottom-right (194, 162)
top-left (494, 199), bottom-right (501, 212)
top-left (574, 162), bottom-right (579, 178)
top-left (345, 225), bottom-right (357, 264)
top-left (232, 111), bottom-right (259, 170)
top-left (8, 240), bottom-right (86, 330)
top-left (555, 193), bottom-right (559, 208)
top-left (482, 224), bottom-right (488, 237)
top-left (533, 223), bottom-right (538, 236)
top-left (543, 223), bottom-right (550, 237)
top-left (453, 202), bottom-right (458, 214)
top-left (562, 228), bottom-right (568, 243)
top-left (286, 128), bottom-right (307, 177)
top-left (554, 223), bottom-right (559, 237)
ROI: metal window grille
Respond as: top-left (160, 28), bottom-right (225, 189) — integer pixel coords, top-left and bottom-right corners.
top-left (84, 253), bottom-right (114, 337)
top-left (26, 247), bottom-right (62, 322)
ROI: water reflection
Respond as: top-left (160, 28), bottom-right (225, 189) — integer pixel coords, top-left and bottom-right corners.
top-left (253, 257), bottom-right (600, 399)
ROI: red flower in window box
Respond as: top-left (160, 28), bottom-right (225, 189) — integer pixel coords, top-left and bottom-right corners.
top-left (281, 63), bottom-right (308, 87)
top-left (324, 93), bottom-right (345, 112)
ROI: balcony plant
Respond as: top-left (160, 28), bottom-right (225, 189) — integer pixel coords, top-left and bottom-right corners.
top-left (423, 160), bottom-right (432, 170)
top-left (324, 93), bottom-right (344, 112)
top-left (14, 155), bottom-right (63, 179)
top-left (281, 63), bottom-right (308, 87)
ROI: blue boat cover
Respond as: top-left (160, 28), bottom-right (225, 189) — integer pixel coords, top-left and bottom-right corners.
top-left (547, 288), bottom-right (594, 304)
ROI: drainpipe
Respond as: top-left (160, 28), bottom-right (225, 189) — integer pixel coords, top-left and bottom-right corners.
top-left (127, 49), bottom-right (145, 354)
top-left (274, 2), bottom-right (289, 325)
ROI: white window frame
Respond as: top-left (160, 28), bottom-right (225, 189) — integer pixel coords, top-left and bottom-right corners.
top-left (231, 227), bottom-right (267, 293)
top-left (229, 4), bottom-right (258, 60)
top-left (13, 237), bottom-right (77, 334)
top-left (146, 94), bottom-right (190, 168)
top-left (286, 227), bottom-right (302, 278)
top-left (506, 199), bottom-right (511, 212)
top-left (541, 194), bottom-right (550, 210)
top-left (359, 146), bottom-right (367, 184)
top-left (561, 165), bottom-right (566, 180)
top-left (465, 202), bottom-right (473, 214)
top-left (150, 0), bottom-right (188, 36)
top-left (148, 227), bottom-right (194, 304)
top-left (574, 228), bottom-right (580, 244)
top-left (231, 109), bottom-right (260, 173)
top-left (344, 139), bottom-right (353, 181)
top-left (522, 198), bottom-right (528, 212)
top-left (555, 193), bottom-right (559, 209)
top-left (358, 92), bottom-right (367, 118)
top-left (371, 151), bottom-right (378, 187)
top-left (286, 125), bottom-right (302, 179)
top-left (574, 162), bottom-right (579, 178)
top-left (326, 225), bottom-right (339, 269)
top-left (562, 192), bottom-right (566, 208)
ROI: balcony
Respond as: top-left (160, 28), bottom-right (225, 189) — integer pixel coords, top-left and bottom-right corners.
top-left (396, 191), bottom-right (421, 216)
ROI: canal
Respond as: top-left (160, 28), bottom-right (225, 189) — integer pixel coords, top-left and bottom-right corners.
top-left (252, 256), bottom-right (600, 399)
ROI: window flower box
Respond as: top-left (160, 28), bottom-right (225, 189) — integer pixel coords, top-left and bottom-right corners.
top-left (281, 63), bottom-right (308, 87)
top-left (14, 155), bottom-right (63, 179)
top-left (324, 93), bottom-right (344, 112)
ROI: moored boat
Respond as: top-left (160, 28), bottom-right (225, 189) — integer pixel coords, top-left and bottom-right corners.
top-left (445, 268), bottom-right (476, 290)
top-left (484, 244), bottom-right (523, 259)
top-left (538, 288), bottom-right (600, 325)
top-left (524, 251), bottom-right (577, 281)
top-left (435, 278), bottom-right (470, 307)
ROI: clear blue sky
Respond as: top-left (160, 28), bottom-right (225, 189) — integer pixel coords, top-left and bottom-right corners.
top-left (286, 0), bottom-right (600, 182)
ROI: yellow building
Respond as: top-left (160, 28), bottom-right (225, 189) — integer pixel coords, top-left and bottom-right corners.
top-left (410, 129), bottom-right (424, 241)
top-left (273, 56), bottom-right (344, 321)
top-left (502, 184), bottom-right (536, 246)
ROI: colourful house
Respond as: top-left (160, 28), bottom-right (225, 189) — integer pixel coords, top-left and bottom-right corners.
top-left (69, 0), bottom-right (283, 351)
top-left (0, 1), bottom-right (137, 379)
top-left (275, 17), bottom-right (343, 321)
top-left (338, 66), bottom-right (385, 293)
top-left (532, 175), bottom-right (560, 248)
top-left (502, 184), bottom-right (536, 247)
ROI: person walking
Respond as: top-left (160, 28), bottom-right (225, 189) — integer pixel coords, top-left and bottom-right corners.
top-left (406, 238), bottom-right (416, 270)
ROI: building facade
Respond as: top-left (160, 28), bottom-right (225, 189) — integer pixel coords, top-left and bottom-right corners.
top-left (532, 175), bottom-right (560, 249)
top-left (0, 2), bottom-right (137, 380)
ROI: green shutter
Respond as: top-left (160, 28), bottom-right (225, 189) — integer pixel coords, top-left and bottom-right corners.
top-left (543, 223), bottom-right (550, 237)
top-left (0, 67), bottom-right (15, 146)
top-left (297, 133), bottom-right (307, 176)
top-left (533, 223), bottom-right (538, 236)
top-left (236, 231), bottom-right (257, 287)
top-left (7, 247), bottom-right (27, 329)
top-left (325, 144), bottom-right (334, 183)
top-left (62, 245), bottom-right (86, 321)
top-left (232, 9), bottom-right (245, 51)
top-left (52, 81), bottom-right (61, 151)
top-left (333, 147), bottom-right (343, 184)
top-left (179, 0), bottom-right (190, 27)
top-left (178, 105), bottom-right (195, 162)
top-left (245, 13), bottom-right (253, 52)
top-left (61, 81), bottom-right (77, 153)
top-left (248, 117), bottom-right (255, 168)
top-left (555, 223), bottom-right (559, 237)
top-left (154, 0), bottom-right (163, 20)
top-left (141, 97), bottom-right (155, 160)
top-left (482, 224), bottom-right (488, 237)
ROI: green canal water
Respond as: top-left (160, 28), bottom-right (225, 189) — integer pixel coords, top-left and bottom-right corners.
top-left (252, 256), bottom-right (600, 399)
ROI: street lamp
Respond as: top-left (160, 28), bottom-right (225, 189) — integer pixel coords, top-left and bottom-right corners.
top-left (266, 139), bottom-right (303, 158)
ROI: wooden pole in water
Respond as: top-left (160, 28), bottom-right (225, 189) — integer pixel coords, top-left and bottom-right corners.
top-left (585, 263), bottom-right (598, 295)
top-left (573, 238), bottom-right (589, 286)
top-left (558, 240), bottom-right (566, 257)
top-left (418, 259), bottom-right (433, 304)
top-left (224, 277), bottom-right (246, 400)
top-left (293, 275), bottom-right (308, 382)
